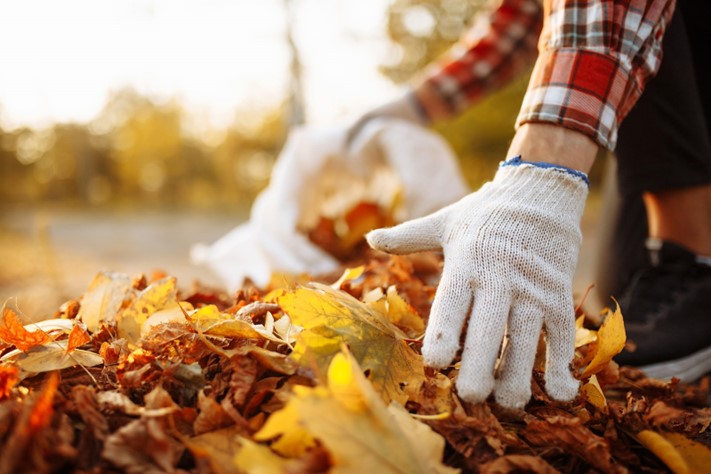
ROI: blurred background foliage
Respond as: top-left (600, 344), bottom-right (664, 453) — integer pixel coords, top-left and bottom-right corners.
top-left (0, 0), bottom-right (537, 211)
top-left (0, 89), bottom-right (288, 211)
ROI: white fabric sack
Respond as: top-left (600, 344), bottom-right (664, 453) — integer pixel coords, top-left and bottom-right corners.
top-left (191, 118), bottom-right (469, 290)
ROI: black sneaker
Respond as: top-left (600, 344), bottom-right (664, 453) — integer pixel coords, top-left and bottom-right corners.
top-left (614, 238), bottom-right (711, 381)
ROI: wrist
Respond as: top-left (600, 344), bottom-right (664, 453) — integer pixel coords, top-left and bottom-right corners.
top-left (507, 123), bottom-right (598, 174)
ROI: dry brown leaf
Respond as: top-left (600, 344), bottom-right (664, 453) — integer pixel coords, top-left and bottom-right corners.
top-left (480, 454), bottom-right (558, 474)
top-left (6, 339), bottom-right (104, 377)
top-left (523, 415), bottom-right (623, 473)
top-left (101, 386), bottom-right (185, 474)
top-left (193, 391), bottom-right (236, 436)
top-left (186, 426), bottom-right (242, 474)
top-left (4, 250), bottom-right (711, 474)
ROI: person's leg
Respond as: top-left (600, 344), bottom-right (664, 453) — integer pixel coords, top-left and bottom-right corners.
top-left (609, 0), bottom-right (711, 380)
top-left (647, 0), bottom-right (711, 259)
top-left (643, 185), bottom-right (711, 257)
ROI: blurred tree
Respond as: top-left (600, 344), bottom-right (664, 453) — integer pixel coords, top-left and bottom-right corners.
top-left (214, 104), bottom-right (289, 209)
top-left (381, 0), bottom-right (531, 187)
top-left (91, 89), bottom-right (288, 208)
top-left (283, 0), bottom-right (306, 127)
top-left (99, 90), bottom-right (186, 202)
top-left (0, 127), bottom-right (34, 207)
top-left (381, 0), bottom-right (487, 83)
top-left (0, 88), bottom-right (288, 210)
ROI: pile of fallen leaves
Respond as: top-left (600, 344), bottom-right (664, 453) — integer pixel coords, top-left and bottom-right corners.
top-left (1, 248), bottom-right (711, 473)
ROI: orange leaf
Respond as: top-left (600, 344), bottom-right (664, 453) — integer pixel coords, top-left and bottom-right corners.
top-left (0, 308), bottom-right (50, 352)
top-left (29, 371), bottom-right (60, 432)
top-left (66, 322), bottom-right (91, 354)
top-left (0, 365), bottom-right (20, 400)
top-left (581, 302), bottom-right (626, 378)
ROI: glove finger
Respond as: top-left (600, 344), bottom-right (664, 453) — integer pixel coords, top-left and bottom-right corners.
top-left (421, 267), bottom-right (472, 368)
top-left (494, 298), bottom-right (543, 409)
top-left (366, 213), bottom-right (443, 254)
top-left (543, 296), bottom-right (579, 402)
top-left (457, 286), bottom-right (510, 404)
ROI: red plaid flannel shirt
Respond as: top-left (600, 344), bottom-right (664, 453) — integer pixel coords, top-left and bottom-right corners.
top-left (412, 0), bottom-right (676, 150)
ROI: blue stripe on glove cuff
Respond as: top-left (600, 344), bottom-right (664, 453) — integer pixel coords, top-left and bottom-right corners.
top-left (501, 155), bottom-right (590, 187)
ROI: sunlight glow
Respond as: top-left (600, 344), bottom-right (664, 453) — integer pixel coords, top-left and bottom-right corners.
top-left (0, 0), bottom-right (399, 131)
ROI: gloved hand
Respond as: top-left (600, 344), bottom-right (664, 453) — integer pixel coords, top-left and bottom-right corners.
top-left (367, 157), bottom-right (589, 409)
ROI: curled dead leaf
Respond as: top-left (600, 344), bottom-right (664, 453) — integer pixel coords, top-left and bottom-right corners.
top-left (0, 308), bottom-right (50, 352)
top-left (637, 430), bottom-right (711, 474)
top-left (581, 302), bottom-right (626, 378)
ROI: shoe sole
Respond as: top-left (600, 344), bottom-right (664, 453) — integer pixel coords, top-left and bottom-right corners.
top-left (638, 344), bottom-right (711, 382)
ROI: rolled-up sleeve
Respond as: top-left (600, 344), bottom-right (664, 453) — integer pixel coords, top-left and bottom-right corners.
top-left (516, 0), bottom-right (676, 150)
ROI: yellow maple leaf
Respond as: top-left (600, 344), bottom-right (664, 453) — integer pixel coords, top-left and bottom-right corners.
top-left (277, 283), bottom-right (424, 404)
top-left (117, 277), bottom-right (178, 343)
top-left (245, 349), bottom-right (457, 474)
top-left (581, 302), bottom-right (626, 378)
top-left (637, 430), bottom-right (711, 474)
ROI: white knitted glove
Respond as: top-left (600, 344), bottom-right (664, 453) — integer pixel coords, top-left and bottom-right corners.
top-left (367, 157), bottom-right (589, 409)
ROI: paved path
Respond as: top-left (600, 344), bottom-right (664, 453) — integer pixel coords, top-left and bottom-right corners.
top-left (0, 207), bottom-right (239, 319)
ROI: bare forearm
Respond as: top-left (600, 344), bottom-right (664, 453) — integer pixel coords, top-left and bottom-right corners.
top-left (507, 123), bottom-right (598, 174)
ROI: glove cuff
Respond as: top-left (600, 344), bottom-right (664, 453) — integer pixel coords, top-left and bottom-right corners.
top-left (490, 154), bottom-right (589, 227)
top-left (500, 155), bottom-right (590, 187)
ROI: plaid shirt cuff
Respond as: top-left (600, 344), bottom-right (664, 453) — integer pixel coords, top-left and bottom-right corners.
top-left (517, 49), bottom-right (653, 152)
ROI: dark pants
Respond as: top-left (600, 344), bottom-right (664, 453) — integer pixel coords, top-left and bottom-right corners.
top-left (597, 0), bottom-right (711, 299)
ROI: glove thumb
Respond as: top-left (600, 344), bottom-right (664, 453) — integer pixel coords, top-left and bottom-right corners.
top-left (366, 213), bottom-right (443, 254)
